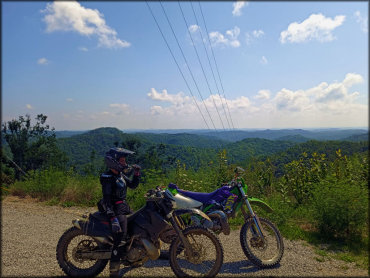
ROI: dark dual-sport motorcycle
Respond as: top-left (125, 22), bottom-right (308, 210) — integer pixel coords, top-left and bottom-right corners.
top-left (56, 187), bottom-right (223, 277)
top-left (167, 167), bottom-right (284, 268)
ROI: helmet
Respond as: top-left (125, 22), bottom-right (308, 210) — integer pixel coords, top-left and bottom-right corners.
top-left (104, 147), bottom-right (135, 172)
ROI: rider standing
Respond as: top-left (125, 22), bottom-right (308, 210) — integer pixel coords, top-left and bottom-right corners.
top-left (98, 147), bottom-right (141, 278)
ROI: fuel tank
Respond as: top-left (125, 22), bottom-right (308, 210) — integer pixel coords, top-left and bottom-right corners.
top-left (172, 193), bottom-right (203, 209)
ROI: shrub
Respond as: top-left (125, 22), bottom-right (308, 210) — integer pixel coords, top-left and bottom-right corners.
top-left (311, 177), bottom-right (368, 241)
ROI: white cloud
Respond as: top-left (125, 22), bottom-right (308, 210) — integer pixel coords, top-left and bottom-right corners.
top-left (42, 1), bottom-right (130, 49)
top-left (47, 73), bottom-right (367, 129)
top-left (189, 24), bottom-right (200, 33)
top-left (78, 46), bottom-right (88, 52)
top-left (66, 98), bottom-right (74, 102)
top-left (252, 30), bottom-right (264, 38)
top-left (109, 103), bottom-right (130, 115)
top-left (272, 73), bottom-right (364, 114)
top-left (245, 29), bottom-right (264, 45)
top-left (26, 104), bottom-right (33, 110)
top-left (342, 73), bottom-right (364, 88)
top-left (254, 90), bottom-right (271, 100)
top-left (232, 1), bottom-right (248, 17)
top-left (37, 58), bottom-right (49, 65)
top-left (147, 88), bottom-right (192, 106)
top-left (150, 105), bottom-right (165, 116)
top-left (209, 26), bottom-right (241, 48)
top-left (280, 13), bottom-right (345, 44)
top-left (274, 88), bottom-right (312, 112)
top-left (260, 56), bottom-right (268, 65)
top-left (110, 103), bottom-right (130, 110)
top-left (314, 73), bottom-right (363, 104)
top-left (354, 11), bottom-right (368, 33)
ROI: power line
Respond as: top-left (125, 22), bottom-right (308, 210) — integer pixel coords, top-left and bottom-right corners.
top-left (178, 1), bottom-right (226, 131)
top-left (158, 1), bottom-right (219, 131)
top-left (198, 1), bottom-right (237, 131)
top-left (3, 153), bottom-right (29, 178)
top-left (145, 1), bottom-right (211, 130)
top-left (189, 1), bottom-right (232, 132)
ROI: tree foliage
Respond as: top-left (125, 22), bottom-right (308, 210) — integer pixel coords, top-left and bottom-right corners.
top-left (2, 114), bottom-right (67, 179)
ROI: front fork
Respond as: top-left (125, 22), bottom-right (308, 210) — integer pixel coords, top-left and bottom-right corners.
top-left (168, 214), bottom-right (195, 259)
top-left (238, 185), bottom-right (265, 240)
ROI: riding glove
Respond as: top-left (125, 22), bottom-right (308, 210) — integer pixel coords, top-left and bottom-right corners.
top-left (110, 217), bottom-right (122, 233)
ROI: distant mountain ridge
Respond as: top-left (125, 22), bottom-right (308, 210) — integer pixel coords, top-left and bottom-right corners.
top-left (201, 129), bottom-right (368, 142)
top-left (55, 128), bottom-right (368, 143)
top-left (133, 132), bottom-right (228, 148)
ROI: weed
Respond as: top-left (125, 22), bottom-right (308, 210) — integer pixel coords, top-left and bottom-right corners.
top-left (315, 256), bottom-right (325, 262)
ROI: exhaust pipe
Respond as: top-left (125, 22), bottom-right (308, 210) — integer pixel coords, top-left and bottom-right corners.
top-left (141, 238), bottom-right (160, 260)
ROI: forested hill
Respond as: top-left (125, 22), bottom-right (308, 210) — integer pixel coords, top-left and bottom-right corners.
top-left (56, 127), bottom-right (141, 166)
top-left (133, 132), bottom-right (228, 148)
top-left (265, 140), bottom-right (369, 176)
top-left (56, 127), bottom-right (368, 173)
top-left (202, 129), bottom-right (368, 142)
top-left (226, 138), bottom-right (296, 164)
top-left (56, 127), bottom-right (296, 170)
top-left (56, 127), bottom-right (223, 170)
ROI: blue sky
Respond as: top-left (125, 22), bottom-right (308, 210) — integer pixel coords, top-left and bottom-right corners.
top-left (2, 1), bottom-right (368, 130)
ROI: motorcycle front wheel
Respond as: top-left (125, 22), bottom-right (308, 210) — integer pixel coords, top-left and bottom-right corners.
top-left (240, 217), bottom-right (284, 268)
top-left (169, 226), bottom-right (223, 277)
top-left (56, 227), bottom-right (108, 277)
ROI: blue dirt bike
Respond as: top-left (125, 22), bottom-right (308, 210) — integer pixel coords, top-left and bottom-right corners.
top-left (167, 167), bottom-right (284, 268)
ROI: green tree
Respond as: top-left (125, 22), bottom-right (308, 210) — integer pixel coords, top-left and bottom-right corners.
top-left (2, 114), bottom-right (67, 179)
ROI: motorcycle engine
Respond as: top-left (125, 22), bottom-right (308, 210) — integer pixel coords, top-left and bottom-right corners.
top-left (126, 243), bottom-right (147, 263)
top-left (210, 215), bottom-right (222, 231)
top-left (159, 227), bottom-right (177, 244)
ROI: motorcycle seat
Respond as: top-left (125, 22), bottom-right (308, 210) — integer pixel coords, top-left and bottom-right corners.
top-left (177, 188), bottom-right (222, 204)
top-left (90, 208), bottom-right (145, 224)
top-left (90, 211), bottom-right (109, 222)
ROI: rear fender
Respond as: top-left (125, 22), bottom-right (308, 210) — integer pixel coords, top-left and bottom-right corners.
top-left (72, 219), bottom-right (85, 230)
top-left (248, 197), bottom-right (273, 213)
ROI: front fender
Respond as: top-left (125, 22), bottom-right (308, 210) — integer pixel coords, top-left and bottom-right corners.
top-left (248, 197), bottom-right (273, 213)
top-left (174, 208), bottom-right (211, 222)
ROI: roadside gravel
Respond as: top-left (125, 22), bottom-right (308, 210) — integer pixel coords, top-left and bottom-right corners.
top-left (1, 196), bottom-right (368, 277)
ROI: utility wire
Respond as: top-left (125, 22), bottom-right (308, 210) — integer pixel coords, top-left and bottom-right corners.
top-left (189, 1), bottom-right (232, 131)
top-left (158, 1), bottom-right (218, 131)
top-left (198, 1), bottom-right (237, 132)
top-left (178, 1), bottom-right (226, 131)
top-left (3, 153), bottom-right (29, 177)
top-left (145, 1), bottom-right (210, 130)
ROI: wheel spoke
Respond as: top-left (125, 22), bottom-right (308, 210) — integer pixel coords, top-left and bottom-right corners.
top-left (170, 227), bottom-right (223, 277)
top-left (240, 218), bottom-right (284, 268)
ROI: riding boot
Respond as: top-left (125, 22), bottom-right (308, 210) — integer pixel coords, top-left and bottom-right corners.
top-left (110, 233), bottom-right (122, 278)
top-left (109, 259), bottom-right (120, 278)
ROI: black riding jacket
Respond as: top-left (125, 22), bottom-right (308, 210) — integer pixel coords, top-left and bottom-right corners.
top-left (100, 169), bottom-right (140, 218)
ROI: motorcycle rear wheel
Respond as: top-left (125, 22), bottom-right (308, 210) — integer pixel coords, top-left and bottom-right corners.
top-left (56, 227), bottom-right (109, 277)
top-left (169, 226), bottom-right (223, 277)
top-left (240, 217), bottom-right (284, 268)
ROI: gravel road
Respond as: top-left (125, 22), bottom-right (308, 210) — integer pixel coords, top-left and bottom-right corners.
top-left (1, 196), bottom-right (368, 277)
